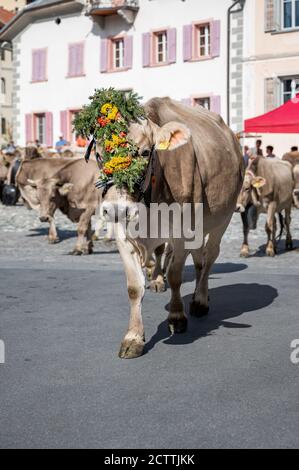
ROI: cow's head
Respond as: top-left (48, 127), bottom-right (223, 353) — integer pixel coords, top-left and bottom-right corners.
top-left (293, 164), bottom-right (299, 209)
top-left (27, 177), bottom-right (73, 222)
top-left (100, 119), bottom-right (191, 224)
top-left (236, 170), bottom-right (266, 212)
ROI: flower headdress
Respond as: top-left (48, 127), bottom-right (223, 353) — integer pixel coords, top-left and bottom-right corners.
top-left (73, 88), bottom-right (148, 193)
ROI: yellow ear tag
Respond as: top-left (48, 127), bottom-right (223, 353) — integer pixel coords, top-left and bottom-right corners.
top-left (158, 140), bottom-right (170, 150)
top-left (252, 178), bottom-right (266, 189)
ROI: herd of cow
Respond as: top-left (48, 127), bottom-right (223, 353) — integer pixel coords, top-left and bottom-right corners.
top-left (0, 97), bottom-right (298, 358)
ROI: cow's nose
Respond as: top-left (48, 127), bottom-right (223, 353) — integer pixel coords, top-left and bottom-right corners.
top-left (39, 216), bottom-right (49, 222)
top-left (294, 189), bottom-right (299, 196)
top-left (235, 204), bottom-right (245, 213)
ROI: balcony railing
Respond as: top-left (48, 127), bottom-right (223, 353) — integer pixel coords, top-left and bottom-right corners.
top-left (86, 0), bottom-right (139, 18)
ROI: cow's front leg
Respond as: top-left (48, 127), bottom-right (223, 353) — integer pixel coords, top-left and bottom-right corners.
top-left (48, 217), bottom-right (59, 244)
top-left (265, 202), bottom-right (277, 257)
top-left (116, 235), bottom-right (145, 359)
top-left (167, 243), bottom-right (188, 334)
top-left (72, 210), bottom-right (94, 255)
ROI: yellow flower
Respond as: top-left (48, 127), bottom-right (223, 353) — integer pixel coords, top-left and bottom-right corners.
top-left (101, 103), bottom-right (119, 121)
top-left (104, 156), bottom-right (132, 174)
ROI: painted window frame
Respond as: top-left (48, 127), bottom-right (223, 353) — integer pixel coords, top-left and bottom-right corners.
top-left (105, 35), bottom-right (131, 73)
top-left (152, 30), bottom-right (168, 65)
top-left (192, 20), bottom-right (212, 61)
top-left (281, 0), bottom-right (299, 30)
top-left (33, 112), bottom-right (46, 144)
top-left (192, 95), bottom-right (211, 110)
top-left (280, 75), bottom-right (299, 103)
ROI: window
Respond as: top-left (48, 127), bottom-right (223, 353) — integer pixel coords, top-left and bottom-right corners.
top-left (68, 43), bottom-right (84, 78)
top-left (282, 0), bottom-right (299, 29)
top-left (281, 76), bottom-right (299, 103)
top-left (1, 118), bottom-right (6, 135)
top-left (1, 49), bottom-right (5, 61)
top-left (194, 97), bottom-right (210, 110)
top-left (112, 38), bottom-right (124, 69)
top-left (196, 24), bottom-right (210, 57)
top-left (35, 113), bottom-right (46, 144)
top-left (32, 48), bottom-right (47, 82)
top-left (155, 31), bottom-right (168, 64)
top-left (1, 78), bottom-right (6, 94)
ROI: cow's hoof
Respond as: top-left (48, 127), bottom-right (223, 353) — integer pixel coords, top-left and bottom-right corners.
top-left (189, 301), bottom-right (209, 318)
top-left (266, 248), bottom-right (275, 257)
top-left (168, 313), bottom-right (187, 334)
top-left (70, 249), bottom-right (83, 256)
top-left (118, 339), bottom-right (144, 359)
top-left (240, 250), bottom-right (249, 258)
top-left (150, 279), bottom-right (166, 293)
top-left (48, 238), bottom-right (59, 245)
top-left (92, 233), bottom-right (99, 241)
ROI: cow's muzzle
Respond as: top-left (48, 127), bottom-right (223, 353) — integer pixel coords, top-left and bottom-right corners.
top-left (101, 202), bottom-right (138, 223)
top-left (235, 203), bottom-right (245, 213)
top-left (39, 215), bottom-right (50, 223)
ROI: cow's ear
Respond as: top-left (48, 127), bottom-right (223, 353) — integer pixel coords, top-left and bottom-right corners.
top-left (251, 177), bottom-right (266, 189)
top-left (58, 183), bottom-right (74, 196)
top-left (27, 178), bottom-right (37, 188)
top-left (155, 122), bottom-right (191, 151)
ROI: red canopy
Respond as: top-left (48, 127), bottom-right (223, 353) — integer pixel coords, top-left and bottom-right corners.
top-left (244, 94), bottom-right (299, 134)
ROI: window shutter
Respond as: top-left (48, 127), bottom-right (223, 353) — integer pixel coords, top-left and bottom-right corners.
top-left (183, 25), bottom-right (192, 62)
top-left (76, 43), bottom-right (84, 76)
top-left (68, 45), bottom-right (75, 76)
top-left (142, 32), bottom-right (151, 67)
top-left (265, 0), bottom-right (280, 32)
top-left (45, 112), bottom-right (53, 147)
top-left (167, 28), bottom-right (177, 64)
top-left (60, 110), bottom-right (68, 140)
top-left (210, 95), bottom-right (221, 114)
top-left (211, 20), bottom-right (221, 58)
top-left (25, 113), bottom-right (33, 143)
top-left (32, 51), bottom-right (38, 81)
top-left (124, 36), bottom-right (133, 69)
top-left (265, 77), bottom-right (280, 111)
top-left (181, 98), bottom-right (192, 107)
top-left (100, 39), bottom-right (109, 73)
top-left (32, 49), bottom-right (46, 81)
top-left (40, 49), bottom-right (46, 80)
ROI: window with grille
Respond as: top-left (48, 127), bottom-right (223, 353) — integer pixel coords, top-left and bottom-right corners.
top-left (196, 24), bottom-right (211, 57)
top-left (282, 0), bottom-right (299, 29)
top-left (155, 31), bottom-right (168, 64)
top-left (113, 39), bottom-right (125, 69)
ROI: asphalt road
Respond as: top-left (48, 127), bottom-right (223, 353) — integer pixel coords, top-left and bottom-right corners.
top-left (0, 204), bottom-right (299, 449)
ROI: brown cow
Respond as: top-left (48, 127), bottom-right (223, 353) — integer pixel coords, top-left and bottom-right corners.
top-left (236, 156), bottom-right (294, 257)
top-left (282, 151), bottom-right (299, 208)
top-left (16, 158), bottom-right (101, 254)
top-left (99, 97), bottom-right (244, 358)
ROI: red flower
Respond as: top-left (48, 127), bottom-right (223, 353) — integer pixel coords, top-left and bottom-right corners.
top-left (98, 116), bottom-right (110, 127)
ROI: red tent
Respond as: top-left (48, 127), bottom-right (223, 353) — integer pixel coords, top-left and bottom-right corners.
top-left (244, 94), bottom-right (299, 134)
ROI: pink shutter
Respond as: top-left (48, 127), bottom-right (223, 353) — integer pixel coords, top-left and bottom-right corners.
top-left (25, 114), bottom-right (33, 143)
top-left (181, 98), bottom-right (192, 107)
top-left (167, 28), bottom-right (177, 64)
top-left (100, 39), bottom-right (109, 73)
top-left (76, 43), bottom-right (84, 76)
top-left (183, 25), bottom-right (192, 61)
top-left (40, 49), bottom-right (46, 80)
top-left (124, 35), bottom-right (133, 69)
top-left (142, 32), bottom-right (151, 67)
top-left (210, 95), bottom-right (221, 115)
top-left (68, 45), bottom-right (75, 76)
top-left (32, 50), bottom-right (39, 81)
top-left (211, 20), bottom-right (221, 58)
top-left (60, 110), bottom-right (68, 140)
top-left (45, 112), bottom-right (53, 147)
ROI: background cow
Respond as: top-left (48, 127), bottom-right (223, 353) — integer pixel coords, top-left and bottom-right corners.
top-left (282, 151), bottom-right (299, 208)
top-left (236, 156), bottom-right (294, 257)
top-left (16, 158), bottom-right (101, 254)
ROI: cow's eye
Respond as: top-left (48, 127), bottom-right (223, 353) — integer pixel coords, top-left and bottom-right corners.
top-left (141, 149), bottom-right (150, 157)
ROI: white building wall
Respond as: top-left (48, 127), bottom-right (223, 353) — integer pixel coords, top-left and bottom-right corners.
top-left (15, 0), bottom-right (232, 146)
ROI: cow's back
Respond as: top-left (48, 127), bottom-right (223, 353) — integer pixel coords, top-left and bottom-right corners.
top-left (145, 97), bottom-right (244, 229)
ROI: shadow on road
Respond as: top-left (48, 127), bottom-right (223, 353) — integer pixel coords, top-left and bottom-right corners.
top-left (144, 282), bottom-right (278, 354)
top-left (183, 262), bottom-right (248, 283)
top-left (27, 227), bottom-right (77, 240)
top-left (253, 239), bottom-right (299, 257)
